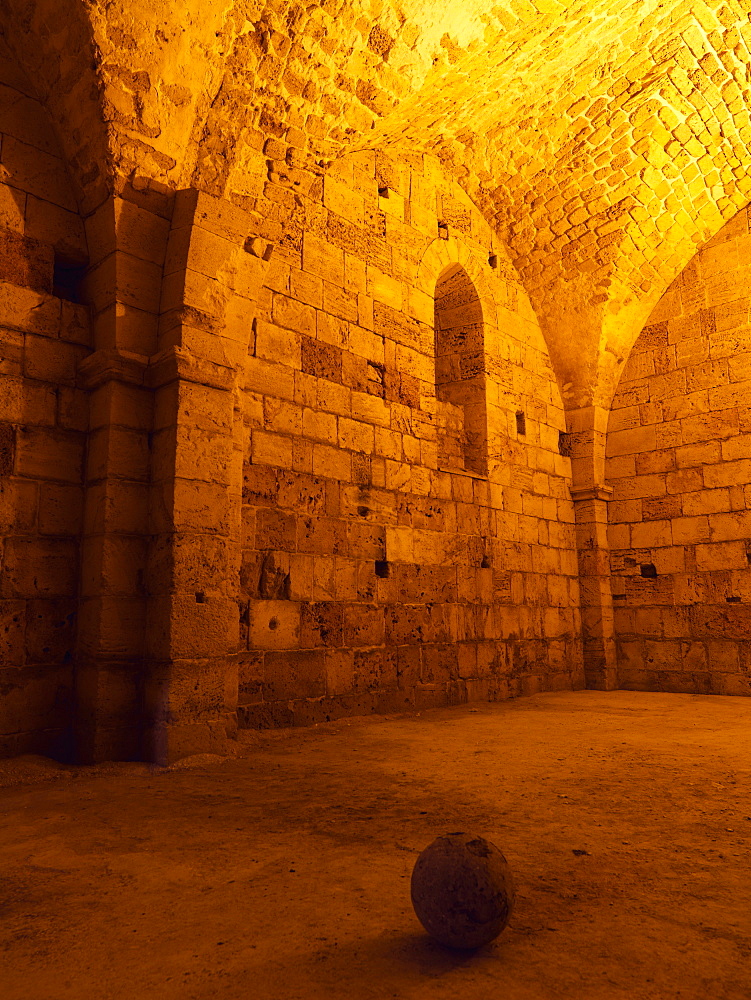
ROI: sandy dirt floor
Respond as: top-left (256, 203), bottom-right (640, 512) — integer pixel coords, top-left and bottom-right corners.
top-left (1, 690), bottom-right (750, 1000)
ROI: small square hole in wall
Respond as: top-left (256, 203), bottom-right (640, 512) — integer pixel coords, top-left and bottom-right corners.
top-left (375, 560), bottom-right (390, 578)
top-left (640, 564), bottom-right (657, 578)
top-left (515, 411), bottom-right (526, 435)
top-left (488, 254), bottom-right (498, 269)
top-left (53, 254), bottom-right (87, 303)
top-left (438, 221), bottom-right (449, 239)
top-left (378, 186), bottom-right (390, 198)
top-left (558, 431), bottom-right (572, 457)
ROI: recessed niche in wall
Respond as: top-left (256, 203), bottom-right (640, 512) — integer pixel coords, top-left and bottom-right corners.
top-left (558, 431), bottom-right (572, 456)
top-left (434, 263), bottom-right (487, 475)
top-left (52, 254), bottom-right (87, 303)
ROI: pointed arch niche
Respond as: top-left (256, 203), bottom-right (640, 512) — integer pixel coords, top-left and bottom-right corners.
top-left (434, 264), bottom-right (488, 475)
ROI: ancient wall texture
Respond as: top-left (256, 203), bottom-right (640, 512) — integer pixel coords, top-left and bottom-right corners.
top-left (607, 206), bottom-right (751, 695)
top-left (237, 150), bottom-right (582, 726)
top-left (3, 2), bottom-right (751, 762)
top-left (0, 38), bottom-right (92, 755)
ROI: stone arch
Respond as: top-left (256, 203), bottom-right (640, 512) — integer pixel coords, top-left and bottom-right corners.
top-left (0, 31), bottom-right (89, 288)
top-left (416, 236), bottom-right (510, 479)
top-left (433, 262), bottom-right (487, 475)
top-left (416, 238), bottom-right (497, 478)
top-left (415, 236), bottom-right (497, 330)
top-left (0, 0), bottom-right (112, 214)
top-left (604, 202), bottom-right (751, 696)
top-left (593, 192), bottom-right (751, 416)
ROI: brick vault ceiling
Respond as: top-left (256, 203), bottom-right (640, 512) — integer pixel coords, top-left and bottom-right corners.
top-left (4, 0), bottom-right (751, 405)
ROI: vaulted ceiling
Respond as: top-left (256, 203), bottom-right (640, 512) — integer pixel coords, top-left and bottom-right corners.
top-left (3, 0), bottom-right (751, 406)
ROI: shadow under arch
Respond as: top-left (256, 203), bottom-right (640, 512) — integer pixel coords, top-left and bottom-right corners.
top-left (593, 195), bottom-right (751, 415)
top-left (0, 0), bottom-right (112, 214)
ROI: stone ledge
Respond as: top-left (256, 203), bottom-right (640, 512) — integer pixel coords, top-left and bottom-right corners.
top-left (77, 348), bottom-right (148, 389)
top-left (76, 347), bottom-right (236, 393)
top-left (570, 485), bottom-right (614, 502)
top-left (146, 347), bottom-right (234, 392)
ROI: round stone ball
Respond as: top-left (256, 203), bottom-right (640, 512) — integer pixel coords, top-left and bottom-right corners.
top-left (410, 832), bottom-right (516, 949)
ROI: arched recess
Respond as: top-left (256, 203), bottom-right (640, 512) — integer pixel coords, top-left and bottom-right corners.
top-left (416, 235), bottom-right (501, 476)
top-left (0, 33), bottom-right (89, 277)
top-left (434, 263), bottom-right (487, 475)
top-left (605, 203), bottom-right (751, 697)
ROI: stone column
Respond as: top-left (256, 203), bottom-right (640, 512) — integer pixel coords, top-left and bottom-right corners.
top-left (76, 188), bottom-right (171, 761)
top-left (143, 189), bottom-right (270, 763)
top-left (568, 405), bottom-right (618, 690)
top-left (76, 186), bottom-right (271, 763)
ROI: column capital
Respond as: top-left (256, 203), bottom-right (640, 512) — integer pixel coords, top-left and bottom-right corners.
top-left (77, 348), bottom-right (148, 389)
top-left (570, 484), bottom-right (613, 502)
top-left (146, 346), bottom-right (235, 392)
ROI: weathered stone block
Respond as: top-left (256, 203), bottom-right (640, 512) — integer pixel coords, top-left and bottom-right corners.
top-left (249, 600), bottom-right (301, 651)
top-left (342, 604), bottom-right (384, 647)
top-left (0, 600), bottom-right (25, 666)
top-left (0, 537), bottom-right (78, 598)
top-left (301, 335), bottom-right (342, 382)
top-left (0, 227), bottom-right (53, 292)
top-left (300, 602), bottom-right (343, 648)
top-left (324, 648), bottom-right (354, 697)
top-left (263, 649), bottom-right (325, 700)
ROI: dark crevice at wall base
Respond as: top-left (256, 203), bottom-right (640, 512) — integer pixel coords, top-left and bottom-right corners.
top-left (238, 671), bottom-right (581, 730)
top-left (616, 669), bottom-right (751, 697)
top-left (0, 727), bottom-right (75, 761)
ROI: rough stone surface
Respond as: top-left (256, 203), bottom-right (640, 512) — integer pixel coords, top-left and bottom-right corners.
top-left (1, 692), bottom-right (751, 999)
top-left (236, 148), bottom-right (580, 729)
top-left (608, 206), bottom-right (751, 694)
top-left (2, 3), bottom-right (751, 760)
top-left (411, 832), bottom-right (515, 948)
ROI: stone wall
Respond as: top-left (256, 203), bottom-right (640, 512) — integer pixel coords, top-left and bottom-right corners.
top-left (0, 39), bottom-right (91, 755)
top-left (4, 1), bottom-right (751, 764)
top-left (607, 206), bottom-right (751, 696)
top-left (237, 150), bottom-right (583, 726)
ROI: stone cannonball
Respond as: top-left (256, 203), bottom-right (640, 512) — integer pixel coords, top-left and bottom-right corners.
top-left (410, 832), bottom-right (516, 949)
